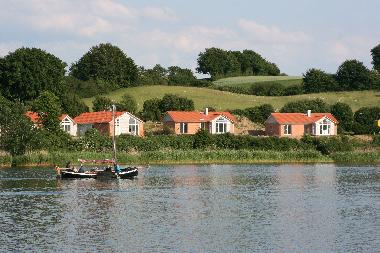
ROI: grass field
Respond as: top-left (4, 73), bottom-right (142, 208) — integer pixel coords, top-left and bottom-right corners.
top-left (82, 85), bottom-right (379, 112)
top-left (212, 75), bottom-right (303, 88)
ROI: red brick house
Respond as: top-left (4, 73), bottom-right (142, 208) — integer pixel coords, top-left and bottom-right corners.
top-left (265, 110), bottom-right (338, 138)
top-left (26, 111), bottom-right (77, 136)
top-left (163, 109), bottom-right (236, 134)
top-left (74, 111), bottom-right (144, 136)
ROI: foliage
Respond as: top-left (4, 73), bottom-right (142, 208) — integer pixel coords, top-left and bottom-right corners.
top-left (303, 68), bottom-right (338, 93)
top-left (116, 94), bottom-right (137, 114)
top-left (64, 76), bottom-right (120, 98)
top-left (92, 96), bottom-right (112, 112)
top-left (31, 91), bottom-right (62, 132)
top-left (168, 66), bottom-right (197, 85)
top-left (336, 60), bottom-right (373, 90)
top-left (243, 104), bottom-right (274, 124)
top-left (70, 43), bottom-right (138, 88)
top-left (280, 99), bottom-right (330, 113)
top-left (250, 82), bottom-right (285, 96)
top-left (196, 48), bottom-right (281, 79)
top-left (371, 44), bottom-right (380, 72)
top-left (60, 92), bottom-right (89, 117)
top-left (141, 98), bottom-right (162, 121)
top-left (159, 94), bottom-right (195, 112)
top-left (193, 129), bottom-right (213, 149)
top-left (196, 47), bottom-right (240, 79)
top-left (0, 47), bottom-right (66, 101)
top-left (283, 85), bottom-right (304, 95)
top-left (330, 102), bottom-right (353, 132)
top-left (0, 97), bottom-right (37, 155)
top-left (137, 64), bottom-right (168, 85)
top-left (352, 107), bottom-right (380, 134)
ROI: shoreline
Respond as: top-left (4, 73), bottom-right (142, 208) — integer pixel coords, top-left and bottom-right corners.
top-left (0, 150), bottom-right (378, 167)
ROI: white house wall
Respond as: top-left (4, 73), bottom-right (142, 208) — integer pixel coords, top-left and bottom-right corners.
top-left (313, 117), bottom-right (335, 136)
top-left (210, 116), bottom-right (233, 134)
top-left (60, 116), bottom-right (77, 136)
top-left (115, 113), bottom-right (142, 136)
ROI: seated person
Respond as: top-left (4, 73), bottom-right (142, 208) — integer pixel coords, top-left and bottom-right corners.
top-left (114, 163), bottom-right (122, 174)
top-left (78, 164), bottom-right (85, 173)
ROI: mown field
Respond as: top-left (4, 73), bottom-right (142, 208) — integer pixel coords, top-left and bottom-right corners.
top-left (212, 75), bottom-right (303, 88)
top-left (82, 85), bottom-right (379, 112)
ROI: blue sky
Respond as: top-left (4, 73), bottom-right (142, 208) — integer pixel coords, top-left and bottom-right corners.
top-left (0, 0), bottom-right (379, 76)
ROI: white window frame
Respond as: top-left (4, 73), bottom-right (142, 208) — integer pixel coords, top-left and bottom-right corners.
top-left (319, 119), bottom-right (331, 135)
top-left (284, 124), bottom-right (292, 135)
top-left (200, 122), bottom-right (206, 130)
top-left (128, 117), bottom-right (139, 135)
top-left (180, 123), bottom-right (188, 134)
top-left (61, 118), bottom-right (71, 133)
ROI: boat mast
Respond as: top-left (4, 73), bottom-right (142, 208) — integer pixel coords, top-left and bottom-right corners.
top-left (112, 104), bottom-right (117, 164)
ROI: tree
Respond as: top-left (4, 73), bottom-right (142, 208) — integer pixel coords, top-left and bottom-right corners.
top-left (70, 43), bottom-right (138, 87)
top-left (117, 94), bottom-right (137, 114)
top-left (330, 102), bottom-right (353, 132)
top-left (0, 47), bottom-right (67, 101)
top-left (167, 66), bottom-right (196, 85)
top-left (31, 91), bottom-right (62, 132)
top-left (196, 47), bottom-right (239, 79)
top-left (353, 107), bottom-right (380, 134)
top-left (137, 65), bottom-right (168, 85)
top-left (141, 98), bottom-right (161, 121)
top-left (92, 96), bottom-right (112, 112)
top-left (245, 104), bottom-right (274, 124)
top-left (0, 96), bottom-right (37, 155)
top-left (371, 44), bottom-right (380, 72)
top-left (193, 129), bottom-right (213, 149)
top-left (159, 94), bottom-right (194, 112)
top-left (60, 92), bottom-right (89, 117)
top-left (336, 60), bottom-right (372, 90)
top-left (303, 68), bottom-right (338, 93)
top-left (280, 99), bottom-right (330, 113)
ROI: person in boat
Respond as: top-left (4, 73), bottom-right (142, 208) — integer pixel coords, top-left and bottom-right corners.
top-left (114, 163), bottom-right (122, 174)
top-left (65, 161), bottom-right (74, 172)
top-left (77, 163), bottom-right (85, 173)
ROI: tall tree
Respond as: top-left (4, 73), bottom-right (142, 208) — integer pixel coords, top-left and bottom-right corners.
top-left (0, 96), bottom-right (37, 155)
top-left (31, 91), bottom-right (62, 132)
top-left (167, 66), bottom-right (196, 85)
top-left (371, 44), bottom-right (380, 72)
top-left (336, 60), bottom-right (372, 90)
top-left (70, 43), bottom-right (138, 87)
top-left (0, 47), bottom-right (66, 101)
top-left (303, 68), bottom-right (338, 93)
top-left (330, 102), bottom-right (353, 131)
top-left (280, 99), bottom-right (330, 113)
top-left (117, 94), bottom-right (137, 114)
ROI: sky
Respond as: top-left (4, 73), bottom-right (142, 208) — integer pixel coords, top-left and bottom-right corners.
top-left (0, 0), bottom-right (379, 76)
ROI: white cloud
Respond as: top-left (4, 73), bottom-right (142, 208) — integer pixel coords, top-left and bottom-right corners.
top-left (237, 19), bottom-right (310, 44)
top-left (142, 6), bottom-right (178, 21)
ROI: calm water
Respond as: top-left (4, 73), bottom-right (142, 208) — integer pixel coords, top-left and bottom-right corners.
top-left (0, 164), bottom-right (379, 253)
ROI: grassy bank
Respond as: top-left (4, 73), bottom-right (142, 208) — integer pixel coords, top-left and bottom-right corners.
top-left (212, 76), bottom-right (303, 88)
top-left (82, 85), bottom-right (380, 112)
top-left (1, 150), bottom-right (379, 167)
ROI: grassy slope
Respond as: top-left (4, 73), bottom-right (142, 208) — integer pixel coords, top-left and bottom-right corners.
top-left (82, 85), bottom-right (379, 112)
top-left (212, 76), bottom-right (303, 88)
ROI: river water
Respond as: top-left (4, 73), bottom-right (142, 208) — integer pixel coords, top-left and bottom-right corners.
top-left (0, 164), bottom-right (379, 252)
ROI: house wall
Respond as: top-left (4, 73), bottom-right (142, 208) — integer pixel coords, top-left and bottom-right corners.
top-left (173, 122), bottom-right (201, 134)
top-left (313, 118), bottom-right (337, 136)
top-left (111, 113), bottom-right (144, 137)
top-left (210, 117), bottom-right (234, 134)
top-left (265, 122), bottom-right (281, 136)
top-left (280, 124), bottom-right (305, 138)
top-left (94, 123), bottom-right (110, 135)
top-left (59, 118), bottom-right (77, 136)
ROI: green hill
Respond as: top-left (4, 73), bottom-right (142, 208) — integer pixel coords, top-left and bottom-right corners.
top-left (82, 85), bottom-right (379, 112)
top-left (212, 75), bottom-right (303, 89)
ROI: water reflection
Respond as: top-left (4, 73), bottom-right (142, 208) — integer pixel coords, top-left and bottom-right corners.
top-left (0, 164), bottom-right (379, 252)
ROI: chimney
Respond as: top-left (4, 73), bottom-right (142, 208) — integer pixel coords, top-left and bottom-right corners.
top-left (205, 107), bottom-right (209, 115)
top-left (307, 110), bottom-right (311, 117)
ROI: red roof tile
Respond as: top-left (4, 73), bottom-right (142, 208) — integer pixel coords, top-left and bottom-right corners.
top-left (165, 111), bottom-right (236, 123)
top-left (269, 113), bottom-right (338, 124)
top-left (73, 111), bottom-right (125, 124)
top-left (26, 111), bottom-right (72, 123)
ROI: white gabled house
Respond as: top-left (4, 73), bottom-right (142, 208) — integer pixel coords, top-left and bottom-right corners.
top-left (73, 111), bottom-right (144, 137)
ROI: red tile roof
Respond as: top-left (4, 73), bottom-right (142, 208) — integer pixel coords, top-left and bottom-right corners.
top-left (73, 111), bottom-right (125, 124)
top-left (269, 113), bottom-right (338, 124)
top-left (165, 111), bottom-right (236, 123)
top-left (26, 111), bottom-right (72, 123)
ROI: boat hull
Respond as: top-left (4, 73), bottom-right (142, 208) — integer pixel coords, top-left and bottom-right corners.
top-left (58, 167), bottom-right (139, 179)
top-left (118, 168), bottom-right (138, 179)
top-left (60, 171), bottom-right (97, 179)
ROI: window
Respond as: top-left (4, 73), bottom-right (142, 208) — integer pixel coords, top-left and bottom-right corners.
top-left (129, 117), bottom-right (139, 135)
top-left (61, 118), bottom-right (71, 133)
top-left (200, 122), bottom-right (206, 130)
top-left (180, 123), bottom-right (188, 134)
top-left (284, 124), bottom-right (292, 135)
top-left (216, 122), bottom-right (227, 133)
top-left (319, 119), bottom-right (331, 135)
